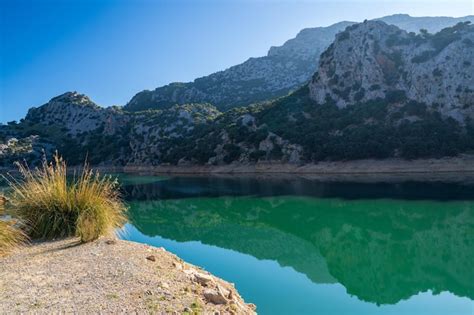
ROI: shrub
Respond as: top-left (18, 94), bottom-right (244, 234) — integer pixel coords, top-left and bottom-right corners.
top-left (386, 90), bottom-right (407, 103)
top-left (0, 220), bottom-right (28, 256)
top-left (5, 153), bottom-right (127, 243)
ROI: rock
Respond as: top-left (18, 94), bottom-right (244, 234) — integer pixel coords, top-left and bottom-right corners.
top-left (145, 290), bottom-right (152, 296)
top-left (105, 240), bottom-right (116, 245)
top-left (159, 281), bottom-right (170, 289)
top-left (217, 284), bottom-right (231, 299)
top-left (146, 255), bottom-right (156, 262)
top-left (193, 272), bottom-right (214, 286)
top-left (203, 288), bottom-right (228, 305)
top-left (247, 303), bottom-right (257, 310)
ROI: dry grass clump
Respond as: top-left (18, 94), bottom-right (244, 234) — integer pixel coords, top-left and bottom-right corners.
top-left (5, 153), bottom-right (127, 243)
top-left (0, 220), bottom-right (28, 257)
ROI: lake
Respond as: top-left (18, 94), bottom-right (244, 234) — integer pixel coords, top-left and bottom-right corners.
top-left (117, 174), bottom-right (474, 314)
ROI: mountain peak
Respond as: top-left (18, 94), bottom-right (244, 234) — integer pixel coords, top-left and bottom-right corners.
top-left (310, 20), bottom-right (474, 121)
top-left (49, 91), bottom-right (95, 107)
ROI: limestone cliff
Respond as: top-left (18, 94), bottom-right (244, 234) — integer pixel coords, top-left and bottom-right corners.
top-left (309, 21), bottom-right (474, 122)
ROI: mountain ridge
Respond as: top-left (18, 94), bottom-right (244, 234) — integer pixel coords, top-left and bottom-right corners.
top-left (125, 14), bottom-right (474, 112)
top-left (1, 18), bottom-right (473, 167)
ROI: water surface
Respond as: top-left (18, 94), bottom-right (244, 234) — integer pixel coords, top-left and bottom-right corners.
top-left (118, 175), bottom-right (474, 315)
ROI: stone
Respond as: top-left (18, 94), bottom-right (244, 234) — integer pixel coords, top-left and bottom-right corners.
top-left (193, 272), bottom-right (214, 286)
top-left (146, 255), bottom-right (156, 262)
top-left (160, 282), bottom-right (170, 289)
top-left (247, 303), bottom-right (257, 310)
top-left (203, 288), bottom-right (228, 305)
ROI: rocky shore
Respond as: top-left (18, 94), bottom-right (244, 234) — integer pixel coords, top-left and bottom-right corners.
top-left (0, 238), bottom-right (256, 314)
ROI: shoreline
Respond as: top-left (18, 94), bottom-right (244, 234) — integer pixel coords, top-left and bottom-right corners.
top-left (0, 238), bottom-right (256, 314)
top-left (122, 155), bottom-right (474, 175)
top-left (2, 155), bottom-right (474, 183)
top-left (120, 155), bottom-right (474, 183)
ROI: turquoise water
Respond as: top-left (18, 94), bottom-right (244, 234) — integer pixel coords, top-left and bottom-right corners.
top-left (118, 175), bottom-right (474, 315)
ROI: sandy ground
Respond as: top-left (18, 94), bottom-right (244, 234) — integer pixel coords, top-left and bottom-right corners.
top-left (0, 238), bottom-right (256, 314)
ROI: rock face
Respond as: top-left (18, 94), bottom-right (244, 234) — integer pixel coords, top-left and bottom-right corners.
top-left (125, 14), bottom-right (473, 112)
top-left (309, 21), bottom-right (474, 121)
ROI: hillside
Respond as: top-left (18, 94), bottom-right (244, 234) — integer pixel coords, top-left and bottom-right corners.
top-left (310, 21), bottom-right (474, 121)
top-left (1, 21), bottom-right (473, 168)
top-left (125, 14), bottom-right (473, 112)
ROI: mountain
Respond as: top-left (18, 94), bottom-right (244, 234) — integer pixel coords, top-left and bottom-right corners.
top-left (310, 20), bottom-right (474, 121)
top-left (375, 14), bottom-right (474, 33)
top-left (1, 20), bottom-right (473, 167)
top-left (124, 21), bottom-right (352, 113)
top-left (25, 92), bottom-right (129, 136)
top-left (125, 14), bottom-right (473, 112)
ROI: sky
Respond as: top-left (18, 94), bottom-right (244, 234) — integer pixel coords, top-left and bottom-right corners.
top-left (0, 0), bottom-right (473, 123)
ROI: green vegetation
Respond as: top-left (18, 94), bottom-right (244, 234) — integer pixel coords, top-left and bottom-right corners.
top-left (411, 22), bottom-right (471, 63)
top-left (2, 82), bottom-right (473, 166)
top-left (117, 84), bottom-right (474, 164)
top-left (5, 153), bottom-right (127, 242)
top-left (255, 86), bottom-right (473, 161)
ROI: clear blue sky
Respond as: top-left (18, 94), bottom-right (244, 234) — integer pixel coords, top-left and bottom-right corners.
top-left (0, 0), bottom-right (472, 123)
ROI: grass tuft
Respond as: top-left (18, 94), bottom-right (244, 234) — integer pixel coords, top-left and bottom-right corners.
top-left (4, 153), bottom-right (127, 243)
top-left (0, 220), bottom-right (28, 257)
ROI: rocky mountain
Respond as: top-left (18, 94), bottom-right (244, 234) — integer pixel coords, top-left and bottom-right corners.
top-left (1, 20), bottom-right (473, 167)
top-left (26, 92), bottom-right (129, 136)
top-left (375, 14), bottom-right (474, 33)
top-left (310, 20), bottom-right (474, 122)
top-left (128, 104), bottom-right (221, 165)
top-left (125, 14), bottom-right (473, 112)
top-left (1, 92), bottom-right (131, 166)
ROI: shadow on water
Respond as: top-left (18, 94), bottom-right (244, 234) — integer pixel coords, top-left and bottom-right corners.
top-left (121, 175), bottom-right (474, 201)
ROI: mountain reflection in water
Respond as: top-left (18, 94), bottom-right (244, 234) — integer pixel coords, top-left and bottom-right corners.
top-left (119, 175), bottom-right (474, 314)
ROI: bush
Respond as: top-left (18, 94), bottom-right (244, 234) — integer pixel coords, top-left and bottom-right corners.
top-left (0, 220), bottom-right (28, 256)
top-left (5, 153), bottom-right (127, 242)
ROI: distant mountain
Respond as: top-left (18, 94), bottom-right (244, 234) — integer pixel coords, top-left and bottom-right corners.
top-left (125, 14), bottom-right (473, 112)
top-left (375, 14), bottom-right (474, 33)
top-left (1, 20), bottom-right (473, 167)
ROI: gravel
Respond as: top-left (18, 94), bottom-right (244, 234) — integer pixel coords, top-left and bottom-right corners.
top-left (0, 238), bottom-right (256, 314)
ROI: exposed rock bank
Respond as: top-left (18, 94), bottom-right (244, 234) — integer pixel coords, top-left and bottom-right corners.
top-left (122, 154), bottom-right (474, 175)
top-left (0, 238), bottom-right (256, 314)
